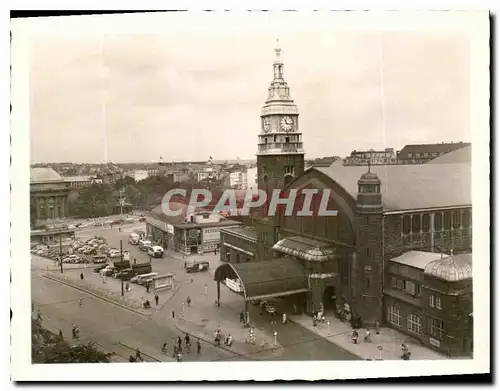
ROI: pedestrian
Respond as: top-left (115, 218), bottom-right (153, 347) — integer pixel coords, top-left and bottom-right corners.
top-left (364, 328), bottom-right (372, 343)
top-left (154, 293), bottom-right (159, 306)
top-left (293, 303), bottom-right (297, 314)
top-left (282, 313), bottom-right (287, 324)
top-left (79, 298), bottom-right (83, 307)
top-left (172, 310), bottom-right (175, 319)
top-left (134, 258), bottom-right (137, 265)
top-left (186, 296), bottom-right (191, 307)
top-left (375, 320), bottom-right (380, 335)
top-left (80, 272), bottom-right (84, 280)
top-left (177, 336), bottom-right (182, 349)
top-left (162, 342), bottom-right (167, 354)
top-left (240, 310), bottom-right (244, 323)
top-left (197, 339), bottom-right (201, 355)
top-left (135, 348), bottom-right (142, 362)
top-left (146, 282), bottom-right (150, 293)
top-left (58, 329), bottom-right (63, 339)
top-left (128, 355), bottom-right (136, 362)
top-left (351, 329), bottom-right (359, 344)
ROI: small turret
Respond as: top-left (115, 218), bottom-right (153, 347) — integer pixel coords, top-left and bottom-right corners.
top-left (356, 165), bottom-right (382, 214)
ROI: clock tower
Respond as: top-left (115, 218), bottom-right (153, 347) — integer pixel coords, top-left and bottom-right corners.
top-left (254, 41), bottom-right (305, 261)
top-left (257, 41), bottom-right (305, 191)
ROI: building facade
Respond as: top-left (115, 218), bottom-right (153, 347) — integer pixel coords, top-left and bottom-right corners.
top-left (30, 168), bottom-right (70, 226)
top-left (146, 203), bottom-right (241, 256)
top-left (215, 43), bottom-right (473, 356)
top-left (344, 148), bottom-right (397, 166)
top-left (397, 142), bottom-right (471, 164)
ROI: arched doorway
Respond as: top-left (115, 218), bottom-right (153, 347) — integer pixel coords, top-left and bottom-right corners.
top-left (323, 286), bottom-right (337, 314)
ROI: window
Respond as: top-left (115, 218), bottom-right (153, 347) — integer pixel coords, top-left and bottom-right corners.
top-left (452, 211), bottom-right (462, 229)
top-left (434, 213), bottom-right (443, 231)
top-left (408, 153), bottom-right (413, 158)
top-left (366, 247), bottom-right (370, 257)
top-left (402, 215), bottom-right (411, 235)
top-left (443, 212), bottom-right (451, 230)
top-left (404, 280), bottom-right (417, 295)
top-left (391, 276), bottom-right (398, 288)
top-left (365, 277), bottom-right (371, 289)
top-left (407, 314), bottom-right (422, 334)
top-left (424, 152), bottom-right (429, 157)
top-left (415, 152), bottom-right (421, 158)
top-left (412, 215), bottom-right (421, 233)
top-left (432, 152), bottom-right (438, 157)
top-left (422, 214), bottom-right (430, 233)
top-left (397, 277), bottom-right (404, 290)
top-left (429, 293), bottom-right (442, 309)
top-left (462, 210), bottom-right (471, 228)
top-left (428, 317), bottom-right (445, 339)
top-left (388, 305), bottom-right (401, 326)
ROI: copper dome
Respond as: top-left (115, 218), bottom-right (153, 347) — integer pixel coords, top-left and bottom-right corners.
top-left (424, 253), bottom-right (472, 282)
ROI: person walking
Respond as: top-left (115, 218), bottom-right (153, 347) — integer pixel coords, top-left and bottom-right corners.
top-left (80, 273), bottom-right (84, 280)
top-left (58, 329), bottom-right (63, 339)
top-left (197, 339), bottom-right (201, 355)
top-left (135, 348), bottom-right (142, 362)
top-left (146, 282), bottom-right (150, 293)
top-left (154, 293), bottom-right (159, 306)
top-left (134, 258), bottom-right (137, 265)
top-left (186, 296), bottom-right (191, 307)
top-left (172, 310), bottom-right (175, 319)
top-left (177, 336), bottom-right (182, 349)
top-left (375, 320), bottom-right (380, 335)
top-left (282, 313), bottom-right (287, 324)
top-left (240, 310), bottom-right (245, 323)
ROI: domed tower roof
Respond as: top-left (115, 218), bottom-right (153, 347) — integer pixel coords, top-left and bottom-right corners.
top-left (359, 171), bottom-right (381, 184)
top-left (424, 253), bottom-right (472, 282)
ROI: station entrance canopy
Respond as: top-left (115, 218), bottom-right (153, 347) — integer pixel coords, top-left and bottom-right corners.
top-left (214, 258), bottom-right (309, 302)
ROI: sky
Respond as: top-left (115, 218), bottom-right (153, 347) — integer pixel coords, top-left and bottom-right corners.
top-left (20, 12), bottom-right (473, 163)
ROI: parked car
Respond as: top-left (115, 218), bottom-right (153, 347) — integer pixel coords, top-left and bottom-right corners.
top-left (147, 245), bottom-right (164, 258)
top-left (93, 254), bottom-right (107, 263)
top-left (100, 266), bottom-right (116, 277)
top-left (184, 260), bottom-right (209, 273)
top-left (260, 300), bottom-right (276, 315)
top-left (93, 264), bottom-right (107, 273)
top-left (106, 248), bottom-right (118, 256)
top-left (108, 250), bottom-right (121, 259)
top-left (113, 268), bottom-right (134, 281)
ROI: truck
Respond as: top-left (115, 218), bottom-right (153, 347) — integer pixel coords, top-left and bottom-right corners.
top-left (132, 262), bottom-right (152, 276)
top-left (113, 260), bottom-right (131, 271)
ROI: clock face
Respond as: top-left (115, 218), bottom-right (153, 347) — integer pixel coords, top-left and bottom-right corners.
top-left (280, 116), bottom-right (294, 132)
top-left (262, 118), bottom-right (271, 133)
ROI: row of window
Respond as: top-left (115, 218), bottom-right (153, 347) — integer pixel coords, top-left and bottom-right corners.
top-left (407, 151), bottom-right (444, 159)
top-left (387, 305), bottom-right (445, 338)
top-left (402, 210), bottom-right (471, 235)
top-left (390, 277), bottom-right (443, 308)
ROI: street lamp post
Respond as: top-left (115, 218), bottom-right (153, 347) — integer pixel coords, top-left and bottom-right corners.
top-left (274, 331), bottom-right (277, 346)
top-left (120, 239), bottom-right (124, 296)
top-left (327, 321), bottom-right (331, 336)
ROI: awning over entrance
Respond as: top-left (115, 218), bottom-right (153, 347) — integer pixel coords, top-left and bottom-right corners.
top-left (214, 258), bottom-right (309, 302)
top-left (273, 236), bottom-right (337, 262)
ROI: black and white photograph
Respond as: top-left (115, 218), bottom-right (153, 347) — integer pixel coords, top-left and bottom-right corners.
top-left (10, 9), bottom-right (490, 381)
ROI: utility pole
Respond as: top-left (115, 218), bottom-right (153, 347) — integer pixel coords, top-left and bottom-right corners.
top-left (120, 239), bottom-right (124, 296)
top-left (53, 211), bottom-right (63, 274)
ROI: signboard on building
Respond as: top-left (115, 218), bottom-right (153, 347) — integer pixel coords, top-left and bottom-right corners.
top-left (166, 224), bottom-right (174, 234)
top-left (225, 278), bottom-right (242, 293)
top-left (429, 338), bottom-right (441, 348)
top-left (147, 217), bottom-right (167, 231)
top-left (203, 227), bottom-right (220, 241)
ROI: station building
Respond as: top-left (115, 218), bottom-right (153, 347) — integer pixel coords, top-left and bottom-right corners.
top-left (214, 43), bottom-right (473, 357)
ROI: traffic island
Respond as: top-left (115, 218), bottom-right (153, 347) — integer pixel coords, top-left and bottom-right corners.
top-left (43, 271), bottom-right (152, 315)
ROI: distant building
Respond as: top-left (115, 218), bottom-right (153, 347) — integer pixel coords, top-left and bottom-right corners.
top-left (63, 176), bottom-right (102, 189)
top-left (397, 142), bottom-right (471, 164)
top-left (344, 148), bottom-right (397, 166)
top-left (129, 169), bottom-right (149, 182)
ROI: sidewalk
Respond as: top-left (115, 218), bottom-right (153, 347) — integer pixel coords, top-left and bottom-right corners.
top-left (174, 292), bottom-right (282, 361)
top-left (44, 265), bottom-right (178, 316)
top-left (289, 313), bottom-right (448, 361)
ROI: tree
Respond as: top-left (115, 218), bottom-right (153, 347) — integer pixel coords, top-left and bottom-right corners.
top-left (31, 317), bottom-right (114, 363)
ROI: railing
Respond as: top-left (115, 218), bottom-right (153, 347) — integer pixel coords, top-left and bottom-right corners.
top-left (258, 143), bottom-right (304, 153)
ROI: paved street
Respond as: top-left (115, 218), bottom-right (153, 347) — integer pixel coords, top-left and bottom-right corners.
top-left (32, 225), bottom-right (359, 362)
top-left (31, 271), bottom-right (240, 362)
top-left (60, 226), bottom-right (359, 361)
